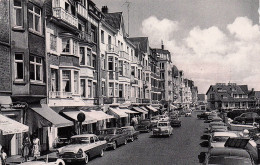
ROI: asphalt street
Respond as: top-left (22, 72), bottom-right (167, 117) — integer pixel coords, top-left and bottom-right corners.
top-left (87, 111), bottom-right (208, 165)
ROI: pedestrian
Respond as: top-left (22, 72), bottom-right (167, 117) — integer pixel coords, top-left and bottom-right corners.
top-left (32, 135), bottom-right (40, 160)
top-left (22, 133), bottom-right (31, 162)
top-left (1, 148), bottom-right (6, 165)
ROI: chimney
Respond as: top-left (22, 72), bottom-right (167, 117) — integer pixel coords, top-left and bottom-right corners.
top-left (161, 40), bottom-right (164, 50)
top-left (102, 6), bottom-right (108, 13)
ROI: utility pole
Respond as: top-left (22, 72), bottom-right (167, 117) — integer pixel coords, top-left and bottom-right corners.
top-left (122, 0), bottom-right (131, 35)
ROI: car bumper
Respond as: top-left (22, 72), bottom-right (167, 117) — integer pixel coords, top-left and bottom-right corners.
top-left (153, 131), bottom-right (169, 135)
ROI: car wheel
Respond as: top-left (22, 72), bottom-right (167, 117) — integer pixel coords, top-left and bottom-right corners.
top-left (130, 136), bottom-right (134, 142)
top-left (112, 141), bottom-right (117, 150)
top-left (124, 139), bottom-right (127, 145)
top-left (84, 153), bottom-right (89, 164)
top-left (99, 149), bottom-right (104, 157)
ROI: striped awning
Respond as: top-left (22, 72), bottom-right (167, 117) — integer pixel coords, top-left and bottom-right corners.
top-left (109, 108), bottom-right (128, 118)
top-left (146, 105), bottom-right (158, 112)
top-left (118, 108), bottom-right (139, 114)
top-left (132, 107), bottom-right (148, 114)
top-left (0, 114), bottom-right (28, 135)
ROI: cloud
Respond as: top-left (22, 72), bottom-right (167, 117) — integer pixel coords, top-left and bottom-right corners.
top-left (141, 16), bottom-right (260, 93)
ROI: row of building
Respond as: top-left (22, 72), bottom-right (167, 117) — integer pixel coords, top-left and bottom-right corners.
top-left (0, 0), bottom-right (198, 156)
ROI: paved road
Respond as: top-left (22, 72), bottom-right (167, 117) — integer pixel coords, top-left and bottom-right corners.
top-left (88, 111), bottom-right (208, 165)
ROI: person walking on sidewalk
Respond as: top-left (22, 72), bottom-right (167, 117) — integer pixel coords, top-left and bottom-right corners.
top-left (32, 135), bottom-right (40, 160)
top-left (22, 134), bottom-right (31, 162)
top-left (1, 148), bottom-right (6, 165)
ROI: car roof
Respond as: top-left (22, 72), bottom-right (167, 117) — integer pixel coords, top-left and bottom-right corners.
top-left (71, 134), bottom-right (96, 138)
top-left (213, 132), bottom-right (238, 137)
top-left (209, 147), bottom-right (251, 158)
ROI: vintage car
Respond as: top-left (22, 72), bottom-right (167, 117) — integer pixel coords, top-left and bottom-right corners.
top-left (184, 111), bottom-right (192, 117)
top-left (205, 125), bottom-right (228, 133)
top-left (197, 112), bottom-right (211, 120)
top-left (20, 156), bottom-right (65, 165)
top-left (198, 138), bottom-right (256, 164)
top-left (136, 119), bottom-right (153, 132)
top-left (204, 116), bottom-right (223, 123)
top-left (121, 126), bottom-right (140, 142)
top-left (169, 116), bottom-right (181, 127)
top-left (233, 112), bottom-right (260, 124)
top-left (57, 134), bottom-right (107, 164)
top-left (97, 128), bottom-right (129, 150)
top-left (200, 132), bottom-right (238, 148)
top-left (153, 120), bottom-right (173, 137)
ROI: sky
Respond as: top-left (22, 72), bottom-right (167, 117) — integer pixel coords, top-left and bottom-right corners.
top-left (95, 0), bottom-right (260, 94)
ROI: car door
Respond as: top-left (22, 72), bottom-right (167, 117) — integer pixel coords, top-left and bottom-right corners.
top-left (116, 129), bottom-right (124, 145)
top-left (93, 136), bottom-right (102, 156)
top-left (88, 136), bottom-right (96, 158)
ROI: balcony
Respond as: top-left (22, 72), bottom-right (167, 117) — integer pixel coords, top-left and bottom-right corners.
top-left (53, 7), bottom-right (78, 27)
top-left (142, 99), bottom-right (151, 104)
top-left (49, 91), bottom-right (72, 98)
top-left (78, 31), bottom-right (92, 43)
top-left (119, 51), bottom-right (129, 60)
top-left (107, 44), bottom-right (119, 54)
top-left (116, 98), bottom-right (126, 104)
top-left (77, 3), bottom-right (88, 20)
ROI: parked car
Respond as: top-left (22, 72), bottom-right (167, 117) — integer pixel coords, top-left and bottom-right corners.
top-left (153, 120), bottom-right (173, 137)
top-left (233, 112), bottom-right (260, 124)
top-left (169, 116), bottom-right (181, 127)
top-left (150, 116), bottom-right (160, 125)
top-left (121, 126), bottom-right (139, 142)
top-left (205, 125), bottom-right (228, 133)
top-left (57, 134), bottom-right (107, 164)
top-left (97, 128), bottom-right (129, 150)
top-left (136, 119), bottom-right (153, 132)
top-left (209, 121), bottom-right (225, 128)
top-left (204, 116), bottom-right (223, 123)
top-left (53, 137), bottom-right (70, 148)
top-left (184, 111), bottom-right (192, 117)
top-left (205, 132), bottom-right (239, 148)
top-left (21, 156), bottom-right (65, 165)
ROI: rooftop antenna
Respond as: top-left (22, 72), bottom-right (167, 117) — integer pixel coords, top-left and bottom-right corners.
top-left (122, 0), bottom-right (131, 35)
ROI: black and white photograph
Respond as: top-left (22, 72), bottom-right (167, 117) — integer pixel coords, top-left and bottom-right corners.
top-left (0, 0), bottom-right (260, 164)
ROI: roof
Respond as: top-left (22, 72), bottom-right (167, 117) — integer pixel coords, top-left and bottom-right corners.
top-left (71, 134), bottom-right (96, 138)
top-left (213, 132), bottom-right (238, 137)
top-left (104, 12), bottom-right (122, 30)
top-left (209, 147), bottom-right (251, 158)
top-left (128, 37), bottom-right (149, 53)
top-left (239, 85), bottom-right (249, 94)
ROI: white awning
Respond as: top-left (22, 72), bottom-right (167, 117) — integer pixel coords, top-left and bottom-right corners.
top-left (140, 106), bottom-right (149, 112)
top-left (132, 107), bottom-right (148, 114)
top-left (119, 108), bottom-right (139, 114)
top-left (63, 111), bottom-right (97, 124)
top-left (109, 108), bottom-right (128, 118)
top-left (0, 114), bottom-right (29, 135)
top-left (146, 106), bottom-right (158, 112)
top-left (82, 110), bottom-right (114, 121)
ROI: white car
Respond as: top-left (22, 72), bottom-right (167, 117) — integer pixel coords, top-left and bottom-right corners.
top-left (153, 121), bottom-right (173, 137)
top-left (210, 132), bottom-right (238, 148)
top-left (57, 134), bottom-right (107, 164)
top-left (20, 158), bottom-right (65, 165)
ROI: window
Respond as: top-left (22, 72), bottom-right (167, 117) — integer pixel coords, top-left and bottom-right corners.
top-left (91, 25), bottom-right (97, 43)
top-left (30, 56), bottom-right (43, 81)
top-left (93, 82), bottom-right (97, 97)
top-left (160, 63), bottom-right (165, 69)
top-left (51, 69), bottom-right (58, 91)
top-left (146, 73), bottom-right (149, 82)
top-left (160, 72), bottom-right (165, 79)
top-left (80, 47), bottom-right (85, 65)
top-left (101, 81), bottom-right (105, 96)
top-left (74, 71), bottom-right (79, 94)
top-left (13, 0), bottom-right (23, 27)
top-left (210, 94), bottom-right (215, 99)
top-left (92, 54), bottom-right (96, 69)
top-left (119, 84), bottom-right (123, 98)
top-left (50, 34), bottom-right (57, 51)
top-left (14, 53), bottom-right (24, 80)
top-left (28, 3), bottom-right (41, 33)
top-left (108, 57), bottom-right (113, 70)
top-left (80, 79), bottom-right (86, 97)
top-left (109, 83), bottom-right (114, 97)
top-left (101, 54), bottom-right (105, 70)
top-left (108, 35), bottom-right (111, 45)
top-left (88, 80), bottom-right (92, 98)
top-left (62, 70), bottom-right (71, 92)
top-left (62, 38), bottom-right (70, 53)
top-left (101, 30), bottom-right (104, 43)
top-left (72, 40), bottom-right (77, 55)
top-left (119, 60), bottom-right (123, 76)
top-left (87, 48), bottom-right (91, 66)
top-left (115, 83), bottom-right (118, 97)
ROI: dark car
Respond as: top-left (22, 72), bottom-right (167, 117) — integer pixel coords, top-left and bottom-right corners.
top-left (121, 126), bottom-right (139, 142)
top-left (233, 112), bottom-right (260, 124)
top-left (169, 116), bottom-right (181, 127)
top-left (197, 112), bottom-right (211, 119)
top-left (97, 128), bottom-right (129, 150)
top-left (136, 119), bottom-right (153, 132)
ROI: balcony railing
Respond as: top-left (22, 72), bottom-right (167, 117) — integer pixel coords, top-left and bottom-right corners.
top-left (107, 44), bottom-right (119, 54)
top-left (77, 3), bottom-right (88, 20)
top-left (53, 7), bottom-right (78, 27)
top-left (117, 98), bottom-right (126, 103)
top-left (119, 51), bottom-right (129, 60)
top-left (78, 31), bottom-right (92, 43)
top-left (49, 91), bottom-right (72, 98)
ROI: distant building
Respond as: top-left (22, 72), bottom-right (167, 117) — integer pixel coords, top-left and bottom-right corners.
top-left (206, 83), bottom-right (255, 110)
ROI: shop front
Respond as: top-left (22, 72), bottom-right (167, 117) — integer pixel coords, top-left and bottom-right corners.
top-left (107, 107), bottom-right (128, 127)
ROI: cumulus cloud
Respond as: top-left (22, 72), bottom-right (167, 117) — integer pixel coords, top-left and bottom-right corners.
top-left (141, 16), bottom-right (260, 93)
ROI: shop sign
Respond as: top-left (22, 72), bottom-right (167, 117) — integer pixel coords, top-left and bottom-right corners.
top-left (11, 102), bottom-right (28, 109)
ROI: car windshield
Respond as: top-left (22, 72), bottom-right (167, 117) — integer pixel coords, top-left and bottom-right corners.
top-left (212, 136), bottom-right (230, 142)
top-left (158, 123), bottom-right (168, 126)
top-left (70, 137), bottom-right (89, 144)
top-left (99, 129), bottom-right (115, 135)
top-left (208, 156), bottom-right (252, 165)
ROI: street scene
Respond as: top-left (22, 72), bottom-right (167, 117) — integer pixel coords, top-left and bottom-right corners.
top-left (0, 0), bottom-right (260, 164)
